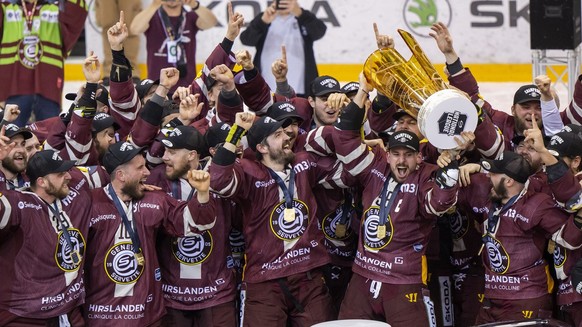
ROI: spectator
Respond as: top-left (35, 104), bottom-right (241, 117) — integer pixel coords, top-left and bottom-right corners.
top-left (130, 0), bottom-right (217, 92)
top-left (240, 0), bottom-right (327, 97)
top-left (94, 0), bottom-right (142, 85)
top-left (0, 0), bottom-right (88, 126)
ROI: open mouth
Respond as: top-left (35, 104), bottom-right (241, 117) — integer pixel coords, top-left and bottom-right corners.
top-left (13, 153), bottom-right (25, 165)
top-left (395, 166), bottom-right (408, 179)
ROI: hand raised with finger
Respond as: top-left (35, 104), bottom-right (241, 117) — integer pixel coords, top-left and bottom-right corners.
top-left (107, 11), bottom-right (128, 51)
top-left (235, 50), bottom-right (254, 71)
top-left (82, 51), bottom-right (101, 83)
top-left (373, 23), bottom-right (394, 49)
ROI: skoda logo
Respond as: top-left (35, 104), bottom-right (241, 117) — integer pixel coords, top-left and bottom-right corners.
top-left (403, 0), bottom-right (452, 38)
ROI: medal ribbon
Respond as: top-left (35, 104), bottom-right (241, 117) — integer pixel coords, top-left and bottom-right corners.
top-left (107, 185), bottom-right (143, 256)
top-left (378, 178), bottom-right (401, 227)
top-left (267, 168), bottom-right (296, 209)
top-left (20, 0), bottom-right (38, 32)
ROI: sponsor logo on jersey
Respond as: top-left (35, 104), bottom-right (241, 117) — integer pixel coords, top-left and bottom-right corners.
top-left (5, 9), bottom-right (22, 22)
top-left (54, 228), bottom-right (86, 272)
top-left (40, 11), bottom-right (58, 23)
top-left (18, 35), bottom-right (43, 69)
top-left (322, 203), bottom-right (353, 241)
top-left (363, 206), bottom-right (393, 250)
top-left (484, 235), bottom-right (509, 274)
top-left (17, 201), bottom-right (42, 210)
top-left (270, 200), bottom-right (309, 241)
top-left (448, 210), bottom-right (469, 240)
top-left (553, 245), bottom-right (567, 268)
top-left (171, 232), bottom-right (213, 265)
top-left (104, 242), bottom-right (144, 284)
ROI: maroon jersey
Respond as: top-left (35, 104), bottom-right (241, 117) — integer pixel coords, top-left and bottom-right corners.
top-left (0, 170), bottom-right (28, 191)
top-left (0, 1), bottom-right (87, 105)
top-left (0, 184), bottom-right (91, 320)
top-left (145, 8), bottom-right (199, 91)
top-left (109, 78), bottom-right (143, 141)
top-left (84, 185), bottom-right (216, 326)
top-left (209, 152), bottom-right (348, 283)
top-left (146, 165), bottom-right (238, 310)
top-left (459, 173), bottom-right (582, 300)
top-left (344, 147), bottom-right (456, 284)
top-left (235, 70), bottom-right (314, 133)
top-left (545, 165), bottom-right (582, 306)
top-left (449, 69), bottom-right (582, 152)
top-left (312, 168), bottom-right (358, 267)
top-left (305, 126), bottom-right (459, 284)
top-left (448, 173), bottom-right (490, 270)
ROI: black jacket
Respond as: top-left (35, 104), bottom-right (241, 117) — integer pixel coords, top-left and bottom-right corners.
top-left (240, 9), bottom-right (327, 96)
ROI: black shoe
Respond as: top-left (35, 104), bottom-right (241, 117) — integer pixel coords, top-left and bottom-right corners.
top-left (102, 77), bottom-right (110, 86)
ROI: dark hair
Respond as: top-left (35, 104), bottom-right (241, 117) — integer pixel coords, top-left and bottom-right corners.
top-left (255, 139), bottom-right (269, 161)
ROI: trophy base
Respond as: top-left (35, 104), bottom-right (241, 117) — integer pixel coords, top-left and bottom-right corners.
top-left (418, 89), bottom-right (478, 150)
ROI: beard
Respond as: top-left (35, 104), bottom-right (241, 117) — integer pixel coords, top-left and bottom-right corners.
top-left (3, 156), bottom-right (26, 175)
top-left (165, 161), bottom-right (190, 181)
top-left (45, 179), bottom-right (70, 199)
top-left (268, 146), bottom-right (295, 167)
top-left (122, 178), bottom-right (145, 200)
top-left (489, 177), bottom-right (508, 203)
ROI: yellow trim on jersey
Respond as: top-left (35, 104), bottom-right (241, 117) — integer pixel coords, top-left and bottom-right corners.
top-left (62, 63), bottom-right (560, 83)
top-left (421, 255), bottom-right (428, 285)
top-left (546, 265), bottom-right (555, 294)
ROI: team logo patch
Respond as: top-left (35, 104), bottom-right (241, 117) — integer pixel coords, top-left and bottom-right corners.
top-left (448, 210), bottom-right (469, 240)
top-left (54, 228), bottom-right (86, 272)
top-left (322, 204), bottom-right (353, 241)
top-left (18, 35), bottom-right (43, 69)
top-left (270, 200), bottom-right (309, 241)
top-left (484, 235), bottom-right (510, 274)
top-left (104, 242), bottom-right (144, 284)
top-left (171, 232), bottom-right (213, 265)
top-left (363, 207), bottom-right (393, 250)
top-left (553, 245), bottom-right (567, 268)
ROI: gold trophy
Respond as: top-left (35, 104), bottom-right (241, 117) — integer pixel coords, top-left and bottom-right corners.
top-left (364, 29), bottom-right (477, 149)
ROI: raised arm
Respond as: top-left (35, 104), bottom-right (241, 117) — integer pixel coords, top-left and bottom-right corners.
top-left (130, 0), bottom-right (162, 35)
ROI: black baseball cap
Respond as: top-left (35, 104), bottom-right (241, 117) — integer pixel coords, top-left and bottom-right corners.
top-left (481, 151), bottom-right (532, 184)
top-left (247, 116), bottom-right (292, 151)
top-left (102, 141), bottom-right (144, 174)
top-left (547, 132), bottom-right (582, 158)
top-left (310, 75), bottom-right (341, 97)
top-left (4, 123), bottom-right (32, 140)
top-left (65, 84), bottom-right (109, 105)
top-left (340, 81), bottom-right (359, 95)
top-left (27, 150), bottom-right (75, 183)
top-left (561, 123), bottom-right (582, 137)
top-left (266, 101), bottom-right (304, 123)
top-left (205, 122), bottom-right (231, 148)
top-left (135, 79), bottom-right (159, 100)
top-left (92, 113), bottom-right (120, 134)
top-left (513, 84), bottom-right (541, 105)
top-left (388, 130), bottom-right (419, 152)
top-left (392, 108), bottom-right (413, 121)
top-left (161, 125), bottom-right (207, 153)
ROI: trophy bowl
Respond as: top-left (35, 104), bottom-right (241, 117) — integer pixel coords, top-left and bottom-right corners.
top-left (364, 29), bottom-right (477, 150)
